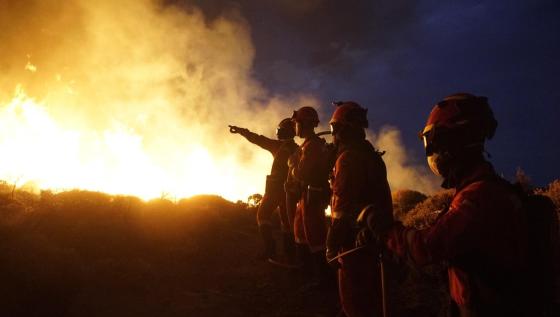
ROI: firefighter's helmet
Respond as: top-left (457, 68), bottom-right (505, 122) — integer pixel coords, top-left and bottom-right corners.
top-left (292, 106), bottom-right (319, 127)
top-left (329, 101), bottom-right (368, 134)
top-left (420, 93), bottom-right (497, 156)
top-left (276, 118), bottom-right (295, 140)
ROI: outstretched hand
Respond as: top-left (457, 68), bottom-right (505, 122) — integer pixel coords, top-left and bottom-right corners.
top-left (229, 125), bottom-right (248, 134)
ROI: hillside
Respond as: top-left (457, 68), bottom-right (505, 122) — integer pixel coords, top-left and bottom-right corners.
top-left (0, 190), bottom-right (339, 317)
top-left (1, 179), bottom-right (558, 317)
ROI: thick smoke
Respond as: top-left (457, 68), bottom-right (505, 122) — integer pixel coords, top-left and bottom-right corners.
top-left (0, 0), bottom-right (323, 200)
top-left (0, 0), bottom-right (438, 200)
top-left (369, 127), bottom-right (439, 194)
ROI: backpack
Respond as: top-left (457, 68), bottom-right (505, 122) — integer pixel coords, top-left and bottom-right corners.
top-left (512, 183), bottom-right (560, 315)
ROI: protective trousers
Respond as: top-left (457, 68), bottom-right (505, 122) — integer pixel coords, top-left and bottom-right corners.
top-left (338, 248), bottom-right (383, 317)
top-left (285, 189), bottom-right (299, 233)
top-left (256, 189), bottom-right (291, 233)
top-left (293, 193), bottom-right (327, 253)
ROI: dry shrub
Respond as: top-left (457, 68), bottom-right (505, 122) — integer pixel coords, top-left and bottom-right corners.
top-left (537, 179), bottom-right (560, 209)
top-left (0, 187), bottom-right (258, 316)
top-left (389, 189), bottom-right (454, 317)
top-left (402, 189), bottom-right (454, 229)
top-left (392, 189), bottom-right (427, 221)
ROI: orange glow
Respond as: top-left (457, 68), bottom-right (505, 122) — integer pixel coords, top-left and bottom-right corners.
top-left (0, 86), bottom-right (269, 201)
top-left (0, 0), bottom-right (315, 202)
top-left (0, 0), bottom-right (436, 203)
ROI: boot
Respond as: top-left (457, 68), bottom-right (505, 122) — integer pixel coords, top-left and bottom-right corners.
top-left (257, 224), bottom-right (276, 261)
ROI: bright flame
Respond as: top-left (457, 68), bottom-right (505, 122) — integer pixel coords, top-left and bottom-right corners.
top-left (0, 86), bottom-right (269, 201)
top-left (25, 61), bottom-right (37, 73)
top-left (0, 0), bottom-right (322, 202)
top-left (0, 0), bottom-right (440, 202)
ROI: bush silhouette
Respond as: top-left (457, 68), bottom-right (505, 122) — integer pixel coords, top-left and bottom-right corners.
top-left (401, 189), bottom-right (454, 229)
top-left (0, 178), bottom-right (558, 317)
top-left (538, 179), bottom-right (560, 210)
top-left (392, 189), bottom-right (428, 221)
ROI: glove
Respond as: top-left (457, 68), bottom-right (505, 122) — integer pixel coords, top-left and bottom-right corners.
top-left (356, 204), bottom-right (394, 240)
top-left (355, 227), bottom-right (374, 248)
top-left (326, 246), bottom-right (340, 270)
top-left (228, 125), bottom-right (249, 135)
top-left (325, 218), bottom-right (353, 270)
top-left (326, 225), bottom-right (341, 269)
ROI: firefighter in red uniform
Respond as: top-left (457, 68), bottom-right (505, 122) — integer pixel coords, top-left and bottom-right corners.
top-left (230, 119), bottom-right (299, 260)
top-left (325, 101), bottom-right (393, 317)
top-left (360, 93), bottom-right (530, 317)
top-left (288, 106), bottom-right (332, 279)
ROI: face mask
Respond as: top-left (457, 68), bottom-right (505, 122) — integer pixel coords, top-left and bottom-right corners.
top-left (331, 123), bottom-right (364, 147)
top-left (295, 121), bottom-right (306, 138)
top-left (427, 152), bottom-right (453, 178)
top-left (276, 127), bottom-right (291, 140)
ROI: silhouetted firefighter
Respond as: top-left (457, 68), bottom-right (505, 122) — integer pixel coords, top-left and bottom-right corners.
top-left (358, 93), bottom-right (559, 317)
top-left (325, 101), bottom-right (393, 317)
top-left (287, 106), bottom-right (333, 284)
top-left (229, 119), bottom-right (299, 261)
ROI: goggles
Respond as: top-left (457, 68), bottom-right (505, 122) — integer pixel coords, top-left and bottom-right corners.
top-left (419, 124), bottom-right (457, 156)
top-left (330, 122), bottom-right (343, 135)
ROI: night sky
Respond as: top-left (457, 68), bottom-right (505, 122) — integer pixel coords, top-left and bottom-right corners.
top-left (177, 0), bottom-right (560, 186)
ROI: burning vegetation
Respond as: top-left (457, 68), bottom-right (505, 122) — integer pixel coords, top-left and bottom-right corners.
top-left (0, 0), bottom-right (439, 202)
top-left (0, 0), bottom-right (324, 201)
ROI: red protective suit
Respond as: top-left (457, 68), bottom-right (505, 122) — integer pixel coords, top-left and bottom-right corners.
top-left (386, 162), bottom-right (528, 316)
top-left (292, 134), bottom-right (331, 252)
top-left (330, 140), bottom-right (392, 317)
top-left (243, 131), bottom-right (298, 232)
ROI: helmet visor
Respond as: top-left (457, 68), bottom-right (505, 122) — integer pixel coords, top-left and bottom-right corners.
top-left (330, 122), bottom-right (342, 135)
top-left (419, 124), bottom-right (435, 155)
top-left (420, 124), bottom-right (456, 156)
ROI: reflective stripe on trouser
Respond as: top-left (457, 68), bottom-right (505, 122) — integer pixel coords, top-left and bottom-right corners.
top-left (338, 247), bottom-right (383, 317)
top-left (256, 190), bottom-right (291, 233)
top-left (293, 196), bottom-right (327, 253)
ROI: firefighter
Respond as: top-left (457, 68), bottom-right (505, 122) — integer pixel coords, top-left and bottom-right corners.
top-left (325, 101), bottom-right (393, 317)
top-left (288, 106), bottom-right (332, 280)
top-left (229, 118), bottom-right (299, 260)
top-left (360, 93), bottom-right (530, 316)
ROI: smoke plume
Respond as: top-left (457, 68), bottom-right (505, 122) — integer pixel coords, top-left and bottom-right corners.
top-left (0, 0), bottom-right (437, 200)
top-left (0, 0), bottom-right (321, 200)
top-left (369, 127), bottom-right (439, 194)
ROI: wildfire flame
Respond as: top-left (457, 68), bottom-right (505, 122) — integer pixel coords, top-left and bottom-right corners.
top-left (0, 0), bottom-right (439, 202)
top-left (0, 86), bottom-right (272, 201)
top-left (0, 0), bottom-right (320, 202)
